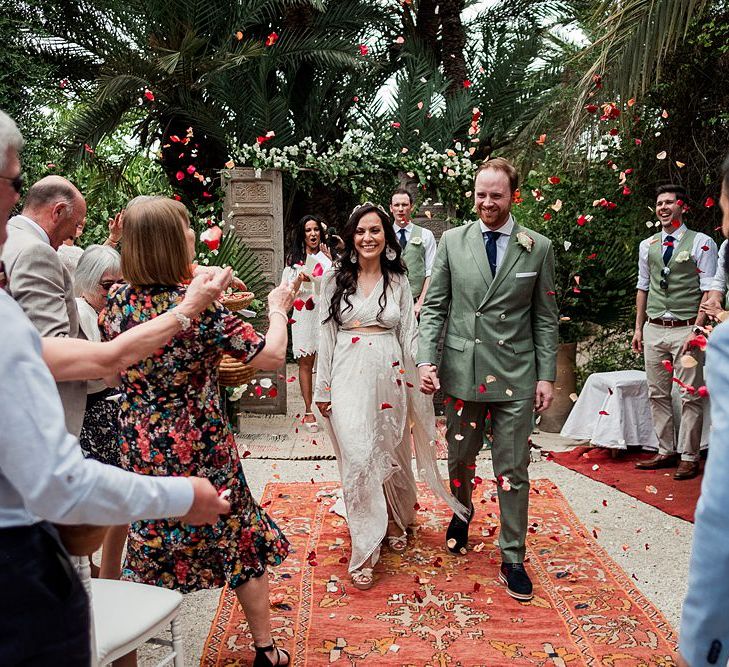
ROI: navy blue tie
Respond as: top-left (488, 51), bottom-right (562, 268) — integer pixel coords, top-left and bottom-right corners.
top-left (398, 228), bottom-right (407, 249)
top-left (484, 231), bottom-right (500, 277)
top-left (663, 234), bottom-right (675, 265)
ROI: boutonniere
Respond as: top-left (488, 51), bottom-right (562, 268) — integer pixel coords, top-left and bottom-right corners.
top-left (410, 236), bottom-right (423, 245)
top-left (675, 250), bottom-right (691, 263)
top-left (516, 231), bottom-right (534, 252)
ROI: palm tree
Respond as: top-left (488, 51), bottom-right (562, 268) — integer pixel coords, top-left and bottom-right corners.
top-left (9, 0), bottom-right (392, 203)
top-left (567, 0), bottom-right (714, 139)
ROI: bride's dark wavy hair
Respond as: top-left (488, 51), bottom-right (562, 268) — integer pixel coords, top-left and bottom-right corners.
top-left (324, 203), bottom-right (406, 326)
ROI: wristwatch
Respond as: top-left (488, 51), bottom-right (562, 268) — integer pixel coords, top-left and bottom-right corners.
top-left (692, 325), bottom-right (704, 335)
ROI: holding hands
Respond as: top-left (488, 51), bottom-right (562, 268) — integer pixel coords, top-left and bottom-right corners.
top-left (419, 364), bottom-right (440, 394)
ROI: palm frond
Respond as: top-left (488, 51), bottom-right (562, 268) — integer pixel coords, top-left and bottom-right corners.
top-left (566, 0), bottom-right (713, 142)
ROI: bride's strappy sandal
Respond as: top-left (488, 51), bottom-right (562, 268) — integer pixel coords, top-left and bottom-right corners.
top-left (351, 567), bottom-right (374, 590)
top-left (303, 412), bottom-right (319, 433)
top-left (386, 532), bottom-right (408, 554)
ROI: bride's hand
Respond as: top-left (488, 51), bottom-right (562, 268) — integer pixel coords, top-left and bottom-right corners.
top-left (316, 401), bottom-right (331, 418)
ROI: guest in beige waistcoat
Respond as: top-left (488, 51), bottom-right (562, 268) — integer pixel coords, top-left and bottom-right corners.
top-left (631, 184), bottom-right (718, 480)
top-left (390, 188), bottom-right (437, 318)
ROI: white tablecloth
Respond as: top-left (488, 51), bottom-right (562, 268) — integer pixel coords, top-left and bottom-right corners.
top-left (560, 370), bottom-right (710, 450)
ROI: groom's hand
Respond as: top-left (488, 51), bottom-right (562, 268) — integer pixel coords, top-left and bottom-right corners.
top-left (419, 365), bottom-right (440, 394)
top-left (534, 380), bottom-right (554, 413)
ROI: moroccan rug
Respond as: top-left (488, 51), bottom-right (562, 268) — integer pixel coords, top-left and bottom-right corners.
top-left (201, 480), bottom-right (677, 666)
top-left (548, 446), bottom-right (702, 523)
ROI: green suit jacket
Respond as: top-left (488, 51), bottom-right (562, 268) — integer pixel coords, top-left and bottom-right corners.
top-left (417, 219), bottom-right (558, 402)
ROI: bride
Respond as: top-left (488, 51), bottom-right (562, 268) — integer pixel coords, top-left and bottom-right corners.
top-left (314, 203), bottom-right (467, 590)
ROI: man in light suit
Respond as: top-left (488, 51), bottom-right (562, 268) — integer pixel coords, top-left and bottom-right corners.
top-left (418, 157), bottom-right (558, 601)
top-left (677, 154), bottom-right (729, 667)
top-left (2, 176), bottom-right (88, 435)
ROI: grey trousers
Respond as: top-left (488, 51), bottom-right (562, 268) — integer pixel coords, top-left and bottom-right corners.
top-left (643, 322), bottom-right (704, 461)
top-left (444, 396), bottom-right (534, 563)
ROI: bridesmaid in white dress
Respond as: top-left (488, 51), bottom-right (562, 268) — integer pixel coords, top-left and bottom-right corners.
top-left (314, 203), bottom-right (467, 590)
top-left (282, 215), bottom-right (332, 431)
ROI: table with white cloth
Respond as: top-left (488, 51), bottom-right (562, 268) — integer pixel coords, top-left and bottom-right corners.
top-left (560, 370), bottom-right (710, 451)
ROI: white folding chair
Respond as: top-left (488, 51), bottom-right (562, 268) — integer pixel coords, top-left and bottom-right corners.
top-left (73, 556), bottom-right (185, 666)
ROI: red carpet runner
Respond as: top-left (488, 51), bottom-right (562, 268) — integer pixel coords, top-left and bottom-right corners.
top-left (549, 446), bottom-right (701, 522)
top-left (202, 480), bottom-right (677, 666)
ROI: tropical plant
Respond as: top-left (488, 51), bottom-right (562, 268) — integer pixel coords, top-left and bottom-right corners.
top-left (567, 0), bottom-right (716, 139)
top-left (8, 0), bottom-right (392, 205)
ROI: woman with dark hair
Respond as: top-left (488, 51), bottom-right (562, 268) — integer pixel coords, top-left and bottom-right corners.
top-left (283, 215), bottom-right (332, 431)
top-left (314, 203), bottom-right (466, 591)
top-left (100, 197), bottom-right (299, 666)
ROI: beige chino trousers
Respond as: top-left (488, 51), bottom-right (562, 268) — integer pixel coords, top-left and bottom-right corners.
top-left (643, 322), bottom-right (703, 461)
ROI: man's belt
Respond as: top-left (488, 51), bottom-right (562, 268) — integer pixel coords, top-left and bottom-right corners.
top-left (647, 317), bottom-right (696, 327)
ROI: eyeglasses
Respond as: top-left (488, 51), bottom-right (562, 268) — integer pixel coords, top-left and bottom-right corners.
top-left (99, 279), bottom-right (123, 291)
top-left (660, 266), bottom-right (670, 290)
top-left (0, 174), bottom-right (23, 194)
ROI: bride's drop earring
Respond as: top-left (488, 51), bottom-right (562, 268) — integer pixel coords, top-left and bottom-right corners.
top-left (385, 246), bottom-right (397, 261)
top-left (349, 250), bottom-right (358, 264)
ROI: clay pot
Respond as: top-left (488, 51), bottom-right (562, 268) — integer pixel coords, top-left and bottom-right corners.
top-left (538, 342), bottom-right (577, 433)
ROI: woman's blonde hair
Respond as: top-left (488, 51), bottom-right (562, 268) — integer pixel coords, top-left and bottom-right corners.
top-left (121, 197), bottom-right (193, 287)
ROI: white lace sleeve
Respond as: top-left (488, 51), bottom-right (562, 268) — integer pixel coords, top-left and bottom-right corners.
top-left (314, 269), bottom-right (337, 403)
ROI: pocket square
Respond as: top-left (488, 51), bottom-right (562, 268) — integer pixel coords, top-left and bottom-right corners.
top-left (515, 271), bottom-right (537, 278)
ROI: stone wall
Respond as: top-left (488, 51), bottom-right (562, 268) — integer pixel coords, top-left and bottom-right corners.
top-left (223, 168), bottom-right (287, 414)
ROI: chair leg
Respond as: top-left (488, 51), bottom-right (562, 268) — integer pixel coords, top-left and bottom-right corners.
top-left (171, 617), bottom-right (184, 667)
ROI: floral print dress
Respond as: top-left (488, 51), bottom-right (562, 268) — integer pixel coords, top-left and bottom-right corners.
top-left (101, 284), bottom-right (289, 592)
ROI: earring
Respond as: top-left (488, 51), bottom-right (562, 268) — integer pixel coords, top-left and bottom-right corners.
top-left (385, 246), bottom-right (397, 261)
top-left (349, 251), bottom-right (358, 264)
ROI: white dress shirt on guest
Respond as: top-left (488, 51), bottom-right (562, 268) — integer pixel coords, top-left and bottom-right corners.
top-left (393, 222), bottom-right (437, 277)
top-left (709, 239), bottom-right (728, 293)
top-left (0, 287), bottom-right (193, 528)
top-left (479, 214), bottom-right (515, 272)
top-left (636, 224), bottom-right (718, 319)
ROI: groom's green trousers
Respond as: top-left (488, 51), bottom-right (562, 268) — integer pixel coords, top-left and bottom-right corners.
top-left (444, 396), bottom-right (534, 563)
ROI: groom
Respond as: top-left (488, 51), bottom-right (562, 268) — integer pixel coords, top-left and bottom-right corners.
top-left (418, 157), bottom-right (558, 601)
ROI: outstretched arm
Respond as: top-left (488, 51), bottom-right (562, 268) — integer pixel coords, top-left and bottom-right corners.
top-left (43, 269), bottom-right (232, 381)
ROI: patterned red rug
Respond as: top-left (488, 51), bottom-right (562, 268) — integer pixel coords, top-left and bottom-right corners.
top-left (549, 446), bottom-right (702, 523)
top-left (201, 480), bottom-right (677, 666)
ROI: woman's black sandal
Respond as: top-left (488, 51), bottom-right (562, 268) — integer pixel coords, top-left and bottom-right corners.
top-left (253, 643), bottom-right (291, 666)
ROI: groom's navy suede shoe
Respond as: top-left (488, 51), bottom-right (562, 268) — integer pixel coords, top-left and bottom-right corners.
top-left (499, 562), bottom-right (533, 601)
top-left (445, 506), bottom-right (473, 555)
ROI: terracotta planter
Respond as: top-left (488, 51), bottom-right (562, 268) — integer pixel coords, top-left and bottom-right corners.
top-left (538, 342), bottom-right (577, 433)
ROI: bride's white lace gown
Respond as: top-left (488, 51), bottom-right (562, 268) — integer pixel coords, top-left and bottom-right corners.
top-left (314, 269), bottom-right (467, 573)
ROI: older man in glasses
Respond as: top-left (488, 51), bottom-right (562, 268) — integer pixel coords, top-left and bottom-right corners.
top-left (2, 174), bottom-right (89, 437)
top-left (631, 184), bottom-right (718, 480)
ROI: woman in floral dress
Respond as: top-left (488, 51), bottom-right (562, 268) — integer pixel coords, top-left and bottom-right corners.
top-left (101, 197), bottom-right (298, 667)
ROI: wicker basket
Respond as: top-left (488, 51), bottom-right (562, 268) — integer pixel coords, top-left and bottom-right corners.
top-left (221, 291), bottom-right (255, 312)
top-left (218, 354), bottom-right (257, 387)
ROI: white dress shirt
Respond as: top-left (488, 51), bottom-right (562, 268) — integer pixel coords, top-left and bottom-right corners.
top-left (709, 239), bottom-right (728, 293)
top-left (14, 214), bottom-right (50, 245)
top-left (636, 224), bottom-right (718, 318)
top-left (393, 221), bottom-right (437, 276)
top-left (76, 297), bottom-right (107, 394)
top-left (479, 215), bottom-right (515, 272)
top-left (0, 288), bottom-right (193, 528)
